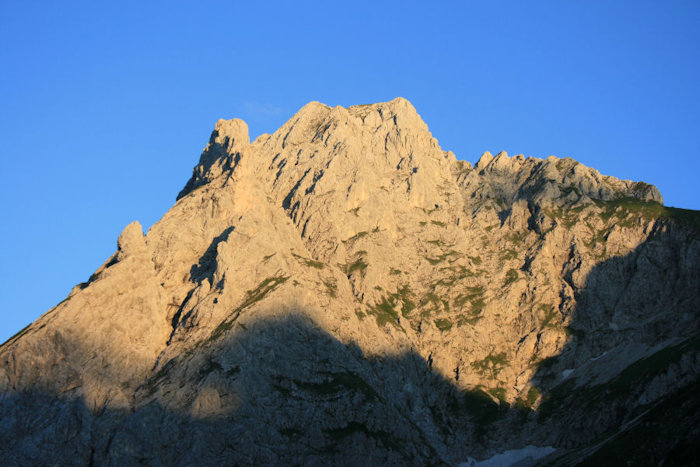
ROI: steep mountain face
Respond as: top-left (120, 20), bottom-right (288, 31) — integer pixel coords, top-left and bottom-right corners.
top-left (1, 98), bottom-right (698, 465)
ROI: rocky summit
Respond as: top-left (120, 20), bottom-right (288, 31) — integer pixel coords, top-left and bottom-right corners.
top-left (1, 98), bottom-right (698, 465)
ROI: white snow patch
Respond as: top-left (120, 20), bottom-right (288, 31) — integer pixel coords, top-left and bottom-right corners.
top-left (562, 368), bottom-right (574, 379)
top-left (460, 445), bottom-right (556, 467)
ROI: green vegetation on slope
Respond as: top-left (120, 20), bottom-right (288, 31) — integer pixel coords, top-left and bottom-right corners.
top-left (538, 335), bottom-right (700, 421)
top-left (471, 352), bottom-right (509, 379)
top-left (292, 252), bottom-right (325, 269)
top-left (596, 198), bottom-right (700, 231)
top-left (206, 275), bottom-right (290, 345)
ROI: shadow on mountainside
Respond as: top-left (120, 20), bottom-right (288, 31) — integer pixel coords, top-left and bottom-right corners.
top-left (527, 217), bottom-right (700, 464)
top-left (190, 226), bottom-right (236, 287)
top-left (1, 220), bottom-right (699, 465)
top-left (0, 312), bottom-right (503, 465)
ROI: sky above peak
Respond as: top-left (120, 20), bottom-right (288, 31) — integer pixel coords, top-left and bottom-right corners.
top-left (1, 1), bottom-right (699, 343)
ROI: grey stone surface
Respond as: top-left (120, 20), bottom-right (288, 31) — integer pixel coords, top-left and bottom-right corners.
top-left (0, 98), bottom-right (697, 465)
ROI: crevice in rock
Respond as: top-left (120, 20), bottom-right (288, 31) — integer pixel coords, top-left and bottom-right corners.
top-left (282, 168), bottom-right (311, 211)
top-left (168, 289), bottom-right (194, 345)
top-left (190, 226), bottom-right (235, 286)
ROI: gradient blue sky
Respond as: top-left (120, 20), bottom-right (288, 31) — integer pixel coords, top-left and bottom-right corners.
top-left (1, 1), bottom-right (699, 343)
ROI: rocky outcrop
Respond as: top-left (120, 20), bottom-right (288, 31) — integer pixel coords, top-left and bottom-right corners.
top-left (1, 98), bottom-right (698, 465)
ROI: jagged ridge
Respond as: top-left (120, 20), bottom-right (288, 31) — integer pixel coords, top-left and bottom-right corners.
top-left (0, 98), bottom-right (698, 465)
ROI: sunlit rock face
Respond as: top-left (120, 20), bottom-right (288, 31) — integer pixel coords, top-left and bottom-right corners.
top-left (1, 98), bottom-right (698, 465)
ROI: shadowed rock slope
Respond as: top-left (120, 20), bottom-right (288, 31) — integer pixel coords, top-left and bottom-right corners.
top-left (1, 98), bottom-right (698, 465)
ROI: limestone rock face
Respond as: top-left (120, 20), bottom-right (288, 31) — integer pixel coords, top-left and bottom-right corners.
top-left (177, 118), bottom-right (250, 200)
top-left (1, 98), bottom-right (698, 465)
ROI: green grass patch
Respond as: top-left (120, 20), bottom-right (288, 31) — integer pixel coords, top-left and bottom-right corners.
top-left (434, 318), bottom-right (453, 331)
top-left (555, 159), bottom-right (570, 171)
top-left (206, 275), bottom-right (289, 344)
top-left (526, 386), bottom-right (540, 405)
top-left (143, 360), bottom-right (174, 396)
top-left (420, 291), bottom-right (448, 317)
top-left (347, 231), bottom-right (369, 242)
top-left (505, 233), bottom-right (524, 245)
top-left (500, 249), bottom-right (518, 261)
top-left (389, 285), bottom-right (416, 318)
top-left (367, 296), bottom-right (401, 328)
top-left (503, 269), bottom-right (518, 286)
top-left (455, 160), bottom-right (472, 175)
top-left (323, 279), bottom-right (338, 298)
top-left (431, 266), bottom-right (478, 287)
top-left (544, 204), bottom-right (587, 229)
top-left (343, 258), bottom-right (368, 275)
top-left (470, 296), bottom-right (486, 310)
top-left (432, 276), bottom-right (458, 287)
top-left (457, 313), bottom-right (483, 326)
top-left (425, 249), bottom-right (461, 266)
top-left (583, 221), bottom-right (611, 249)
top-left (488, 387), bottom-right (507, 403)
top-left (238, 275), bottom-right (289, 312)
top-left (596, 198), bottom-right (700, 231)
top-left (539, 304), bottom-right (558, 328)
top-left (292, 252), bottom-right (324, 269)
top-left (431, 220), bottom-right (447, 227)
top-left (425, 292), bottom-right (441, 306)
top-left (471, 352), bottom-right (509, 378)
top-left (456, 285), bottom-right (485, 302)
top-left (453, 286), bottom-right (485, 317)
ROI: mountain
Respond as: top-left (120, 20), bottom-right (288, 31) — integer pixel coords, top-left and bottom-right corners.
top-left (1, 98), bottom-right (698, 465)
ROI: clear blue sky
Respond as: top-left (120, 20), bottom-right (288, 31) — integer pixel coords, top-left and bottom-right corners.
top-left (1, 1), bottom-right (699, 343)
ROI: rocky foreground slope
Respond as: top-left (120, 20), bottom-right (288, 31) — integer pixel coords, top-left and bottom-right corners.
top-left (1, 98), bottom-right (698, 465)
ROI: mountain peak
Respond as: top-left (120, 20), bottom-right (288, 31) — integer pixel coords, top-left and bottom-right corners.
top-left (281, 97), bottom-right (427, 136)
top-left (4, 99), bottom-right (696, 465)
top-left (177, 118), bottom-right (250, 200)
top-left (347, 96), bottom-right (416, 115)
top-left (213, 118), bottom-right (249, 151)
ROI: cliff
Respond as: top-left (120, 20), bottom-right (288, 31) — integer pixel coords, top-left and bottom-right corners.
top-left (1, 98), bottom-right (698, 465)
